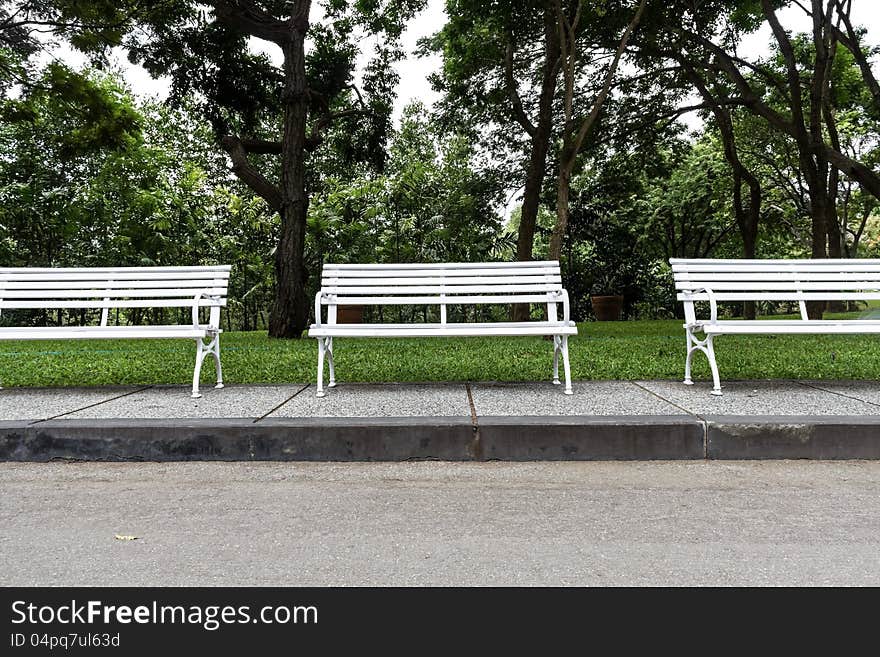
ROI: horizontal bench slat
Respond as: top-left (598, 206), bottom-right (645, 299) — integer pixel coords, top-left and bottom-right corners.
top-left (309, 322), bottom-right (577, 337)
top-left (670, 258), bottom-right (880, 264)
top-left (672, 265), bottom-right (880, 273)
top-left (321, 284), bottom-right (562, 295)
top-left (0, 299), bottom-right (227, 309)
top-left (0, 272), bottom-right (230, 283)
top-left (321, 275), bottom-right (562, 286)
top-left (675, 273), bottom-right (880, 282)
top-left (0, 279), bottom-right (228, 290)
top-left (321, 268), bottom-right (560, 279)
top-left (677, 292), bottom-right (880, 301)
top-left (0, 288), bottom-right (228, 299)
top-left (324, 261), bottom-right (559, 270)
top-left (698, 320), bottom-right (880, 334)
top-left (0, 265), bottom-right (230, 273)
top-left (0, 325), bottom-right (213, 340)
top-left (322, 294), bottom-right (563, 306)
top-left (677, 281), bottom-right (880, 291)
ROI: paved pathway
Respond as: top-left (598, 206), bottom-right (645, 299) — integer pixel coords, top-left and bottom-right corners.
top-left (2, 460), bottom-right (878, 586)
top-left (3, 379), bottom-right (880, 421)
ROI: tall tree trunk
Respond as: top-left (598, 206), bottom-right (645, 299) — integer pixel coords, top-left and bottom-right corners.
top-left (548, 0), bottom-right (647, 263)
top-left (269, 24), bottom-right (311, 338)
top-left (511, 2), bottom-right (559, 322)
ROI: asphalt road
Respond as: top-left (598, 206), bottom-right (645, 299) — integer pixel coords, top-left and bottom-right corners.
top-left (1, 461), bottom-right (878, 586)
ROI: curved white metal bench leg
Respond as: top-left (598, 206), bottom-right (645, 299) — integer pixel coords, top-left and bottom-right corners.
top-left (211, 333), bottom-right (223, 389)
top-left (552, 336), bottom-right (561, 385)
top-left (683, 328), bottom-right (722, 396)
top-left (191, 338), bottom-right (208, 398)
top-left (560, 335), bottom-right (573, 395)
top-left (316, 337), bottom-right (326, 398)
top-left (326, 337), bottom-right (336, 388)
top-left (683, 329), bottom-right (695, 385)
top-left (705, 335), bottom-right (722, 396)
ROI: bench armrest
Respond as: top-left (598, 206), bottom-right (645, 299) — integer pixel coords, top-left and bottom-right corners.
top-left (559, 289), bottom-right (572, 324)
top-left (192, 290), bottom-right (221, 330)
top-left (314, 291), bottom-right (324, 328)
top-left (681, 287), bottom-right (718, 325)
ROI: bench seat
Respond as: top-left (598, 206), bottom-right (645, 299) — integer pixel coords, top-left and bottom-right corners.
top-left (308, 261), bottom-right (578, 396)
top-left (694, 320), bottom-right (880, 334)
top-left (309, 321), bottom-right (578, 338)
top-left (671, 257), bottom-right (880, 395)
top-left (0, 325), bottom-right (219, 340)
top-left (0, 265), bottom-right (230, 396)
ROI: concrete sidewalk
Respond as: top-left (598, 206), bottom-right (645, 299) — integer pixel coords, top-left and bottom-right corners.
top-left (1, 380), bottom-right (880, 460)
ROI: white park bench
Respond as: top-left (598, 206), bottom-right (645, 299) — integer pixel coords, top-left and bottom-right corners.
top-left (671, 258), bottom-right (880, 395)
top-left (308, 261), bottom-right (578, 397)
top-left (0, 265), bottom-right (230, 398)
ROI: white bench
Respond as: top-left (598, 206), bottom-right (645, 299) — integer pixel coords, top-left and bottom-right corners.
top-left (308, 261), bottom-right (578, 397)
top-left (0, 265), bottom-right (231, 397)
top-left (671, 258), bottom-right (880, 395)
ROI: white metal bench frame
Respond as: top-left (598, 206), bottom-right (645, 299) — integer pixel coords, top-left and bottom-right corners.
top-left (308, 261), bottom-right (578, 397)
top-left (671, 258), bottom-right (880, 395)
top-left (0, 265), bottom-right (231, 397)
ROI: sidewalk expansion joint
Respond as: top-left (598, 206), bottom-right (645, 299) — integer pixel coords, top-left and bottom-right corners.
top-left (28, 385), bottom-right (154, 425)
top-left (465, 382), bottom-right (482, 460)
top-left (253, 383), bottom-right (311, 423)
top-left (795, 380), bottom-right (880, 409)
top-left (630, 381), bottom-right (709, 459)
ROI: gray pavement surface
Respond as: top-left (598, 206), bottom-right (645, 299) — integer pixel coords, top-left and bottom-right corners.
top-left (4, 379), bottom-right (880, 421)
top-left (1, 460), bottom-right (878, 586)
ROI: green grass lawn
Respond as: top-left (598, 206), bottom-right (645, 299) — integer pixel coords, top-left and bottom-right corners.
top-left (2, 313), bottom-right (880, 387)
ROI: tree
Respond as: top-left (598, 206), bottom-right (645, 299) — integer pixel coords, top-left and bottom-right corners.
top-left (427, 0), bottom-right (565, 319)
top-left (34, 0), bottom-right (426, 338)
top-left (547, 0), bottom-right (648, 262)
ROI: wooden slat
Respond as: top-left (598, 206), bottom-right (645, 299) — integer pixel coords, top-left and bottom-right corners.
top-left (321, 267), bottom-right (560, 278)
top-left (0, 265), bottom-right (230, 273)
top-left (320, 284), bottom-right (562, 295)
top-left (0, 326), bottom-right (211, 340)
top-left (672, 263), bottom-right (880, 273)
top-left (677, 292), bottom-right (880, 301)
top-left (0, 279), bottom-right (228, 290)
top-left (702, 321), bottom-right (880, 335)
top-left (670, 258), bottom-right (880, 264)
top-left (0, 299), bottom-right (227, 309)
top-left (324, 261), bottom-right (559, 270)
top-left (309, 323), bottom-right (578, 337)
top-left (323, 294), bottom-right (561, 306)
top-left (321, 276), bottom-right (561, 286)
top-left (675, 273), bottom-right (880, 282)
top-left (676, 281), bottom-right (880, 291)
top-left (0, 288), bottom-right (228, 299)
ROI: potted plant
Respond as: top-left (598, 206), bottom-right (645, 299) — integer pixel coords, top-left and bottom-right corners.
top-left (336, 304), bottom-right (364, 323)
top-left (590, 271), bottom-right (624, 321)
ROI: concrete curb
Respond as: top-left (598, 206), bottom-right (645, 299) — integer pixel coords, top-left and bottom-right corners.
top-left (0, 415), bottom-right (878, 461)
top-left (706, 415), bottom-right (880, 459)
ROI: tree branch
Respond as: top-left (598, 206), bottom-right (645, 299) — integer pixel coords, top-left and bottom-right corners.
top-left (208, 0), bottom-right (291, 44)
top-left (221, 135), bottom-right (282, 211)
top-left (504, 35), bottom-right (536, 138)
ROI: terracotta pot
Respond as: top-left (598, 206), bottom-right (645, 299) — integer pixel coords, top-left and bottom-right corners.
top-left (591, 295), bottom-right (624, 321)
top-left (337, 305), bottom-right (364, 324)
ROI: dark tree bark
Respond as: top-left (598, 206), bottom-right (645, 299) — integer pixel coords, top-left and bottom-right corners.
top-left (270, 12), bottom-right (311, 338)
top-left (507, 2), bottom-right (560, 321)
top-left (211, 0), bottom-right (352, 338)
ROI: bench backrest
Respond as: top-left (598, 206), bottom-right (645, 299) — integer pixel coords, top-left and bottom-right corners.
top-left (318, 261), bottom-right (567, 323)
top-left (671, 258), bottom-right (880, 320)
top-left (0, 266), bottom-right (231, 326)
